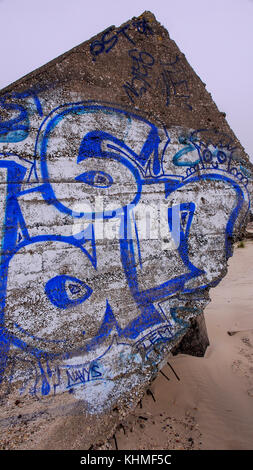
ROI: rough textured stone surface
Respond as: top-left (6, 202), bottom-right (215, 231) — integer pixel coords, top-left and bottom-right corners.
top-left (172, 314), bottom-right (209, 357)
top-left (0, 11), bottom-right (252, 448)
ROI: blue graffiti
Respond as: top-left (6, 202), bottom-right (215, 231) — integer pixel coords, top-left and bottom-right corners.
top-left (75, 170), bottom-right (114, 188)
top-left (172, 135), bottom-right (200, 167)
top-left (133, 307), bottom-right (191, 358)
top-left (66, 361), bottom-right (103, 390)
top-left (45, 275), bottom-right (93, 309)
top-left (123, 51), bottom-right (192, 110)
top-left (123, 49), bottom-right (155, 104)
top-left (172, 129), bottom-right (245, 173)
top-left (0, 101), bottom-right (250, 398)
top-left (240, 165), bottom-right (253, 180)
top-left (0, 88), bottom-right (43, 143)
top-left (0, 96), bottom-right (29, 142)
top-left (90, 19), bottom-right (153, 60)
top-left (36, 102), bottom-right (167, 218)
top-left (157, 55), bottom-right (192, 110)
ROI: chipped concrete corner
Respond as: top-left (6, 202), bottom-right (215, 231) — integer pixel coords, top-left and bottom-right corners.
top-left (0, 11), bottom-right (252, 449)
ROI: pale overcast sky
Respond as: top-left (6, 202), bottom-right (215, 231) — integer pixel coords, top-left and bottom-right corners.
top-left (0, 0), bottom-right (252, 160)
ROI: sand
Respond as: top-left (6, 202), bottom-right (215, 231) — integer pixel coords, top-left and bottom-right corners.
top-left (102, 238), bottom-right (253, 450)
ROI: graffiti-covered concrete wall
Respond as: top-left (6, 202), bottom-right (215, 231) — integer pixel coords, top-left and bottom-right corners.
top-left (0, 12), bottom-right (252, 448)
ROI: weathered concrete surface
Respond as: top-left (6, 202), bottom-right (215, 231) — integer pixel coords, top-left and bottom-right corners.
top-left (172, 314), bottom-right (209, 357)
top-left (0, 11), bottom-right (252, 449)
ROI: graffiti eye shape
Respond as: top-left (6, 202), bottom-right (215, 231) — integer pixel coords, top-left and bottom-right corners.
top-left (202, 149), bottom-right (213, 163)
top-left (45, 275), bottom-right (93, 309)
top-left (217, 151), bottom-right (227, 164)
top-left (75, 170), bottom-right (113, 188)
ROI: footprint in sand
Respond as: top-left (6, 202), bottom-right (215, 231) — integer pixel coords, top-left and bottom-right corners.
top-left (231, 335), bottom-right (253, 394)
top-left (231, 359), bottom-right (244, 376)
top-left (241, 336), bottom-right (253, 348)
top-left (239, 337), bottom-right (253, 364)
